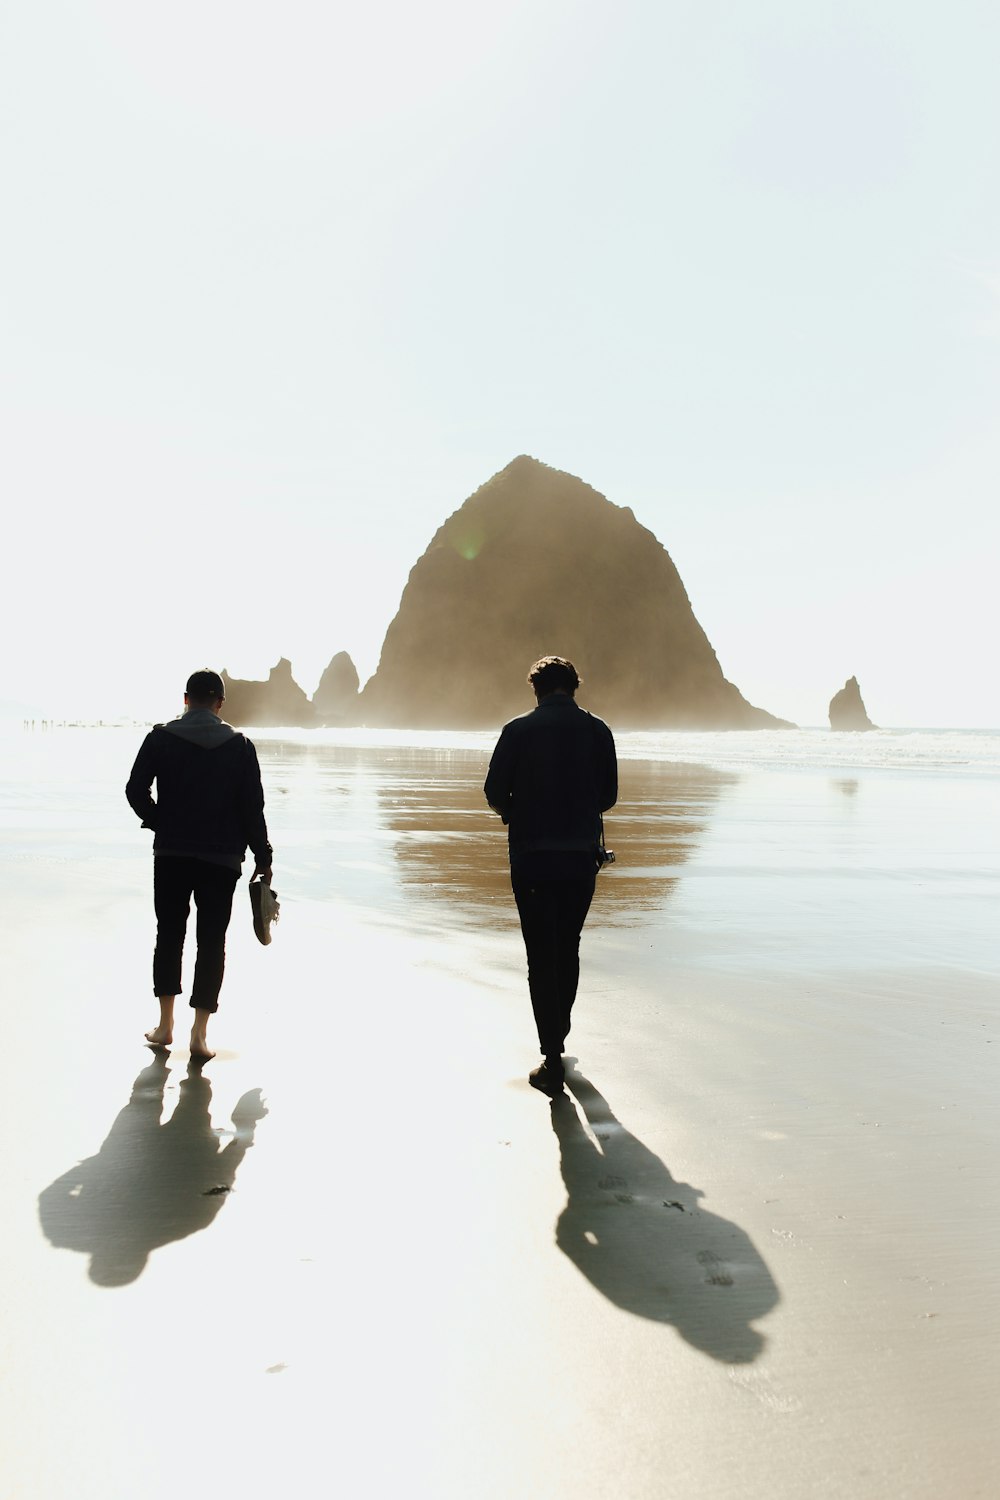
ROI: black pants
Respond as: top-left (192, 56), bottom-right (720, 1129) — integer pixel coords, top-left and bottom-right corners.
top-left (511, 874), bottom-right (596, 1057)
top-left (153, 856), bottom-right (240, 1013)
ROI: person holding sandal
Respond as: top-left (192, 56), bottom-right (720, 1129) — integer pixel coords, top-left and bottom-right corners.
top-left (126, 668), bottom-right (273, 1060)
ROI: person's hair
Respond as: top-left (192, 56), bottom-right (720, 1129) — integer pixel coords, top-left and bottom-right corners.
top-left (528, 656), bottom-right (580, 696)
top-left (185, 668), bottom-right (226, 704)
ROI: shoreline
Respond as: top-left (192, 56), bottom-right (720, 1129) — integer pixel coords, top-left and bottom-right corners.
top-left (2, 733), bottom-right (999, 1497)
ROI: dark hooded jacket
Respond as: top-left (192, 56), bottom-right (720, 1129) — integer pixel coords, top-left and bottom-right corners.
top-left (126, 710), bottom-right (272, 872)
top-left (484, 695), bottom-right (617, 876)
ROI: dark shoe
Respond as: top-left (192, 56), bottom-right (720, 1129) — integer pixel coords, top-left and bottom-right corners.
top-left (529, 1058), bottom-right (565, 1094)
top-left (250, 879), bottom-right (280, 945)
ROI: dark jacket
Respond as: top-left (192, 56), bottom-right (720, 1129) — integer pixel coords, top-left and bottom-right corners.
top-left (126, 710), bottom-right (272, 872)
top-left (485, 695), bottom-right (617, 874)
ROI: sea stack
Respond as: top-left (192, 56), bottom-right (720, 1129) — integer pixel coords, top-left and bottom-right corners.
top-left (312, 651), bottom-right (361, 725)
top-left (358, 456), bottom-right (790, 729)
top-left (829, 676), bottom-right (876, 731)
top-left (221, 659), bottom-right (314, 727)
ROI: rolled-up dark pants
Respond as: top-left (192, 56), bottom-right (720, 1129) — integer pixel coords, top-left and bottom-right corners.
top-left (153, 856), bottom-right (240, 1013)
top-left (511, 874), bottom-right (596, 1057)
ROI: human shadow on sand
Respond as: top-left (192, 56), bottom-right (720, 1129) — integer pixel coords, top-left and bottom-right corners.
top-left (551, 1068), bottom-right (778, 1363)
top-left (38, 1053), bottom-right (267, 1286)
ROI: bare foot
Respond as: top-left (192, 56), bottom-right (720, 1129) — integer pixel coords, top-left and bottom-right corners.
top-left (145, 996), bottom-right (175, 1049)
top-left (190, 1028), bottom-right (215, 1061)
top-left (188, 1006), bottom-right (216, 1061)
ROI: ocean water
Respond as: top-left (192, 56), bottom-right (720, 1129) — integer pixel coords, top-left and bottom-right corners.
top-left (87, 722), bottom-right (993, 775)
top-left (616, 726), bottom-right (1000, 777)
top-left (3, 724), bottom-right (997, 986)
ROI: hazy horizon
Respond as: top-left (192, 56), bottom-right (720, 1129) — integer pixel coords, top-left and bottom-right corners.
top-left (3, 3), bottom-right (998, 727)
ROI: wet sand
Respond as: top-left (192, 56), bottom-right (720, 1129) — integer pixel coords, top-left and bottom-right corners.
top-left (2, 731), bottom-right (1000, 1498)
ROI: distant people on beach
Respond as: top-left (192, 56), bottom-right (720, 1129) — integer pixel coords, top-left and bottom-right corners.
top-left (126, 669), bottom-right (273, 1060)
top-left (485, 656), bottom-right (618, 1093)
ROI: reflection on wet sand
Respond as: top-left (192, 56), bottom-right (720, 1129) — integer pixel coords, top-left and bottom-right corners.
top-left (378, 750), bottom-right (515, 922)
top-left (381, 756), bottom-right (736, 926)
top-left (256, 741), bottom-right (495, 914)
top-left (832, 777), bottom-right (859, 797)
top-left (254, 741), bottom-right (734, 929)
top-left (39, 1054), bottom-right (267, 1286)
top-left (553, 1067), bottom-right (778, 1362)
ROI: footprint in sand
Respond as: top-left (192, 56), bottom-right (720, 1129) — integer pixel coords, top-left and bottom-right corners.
top-left (697, 1249), bottom-right (734, 1287)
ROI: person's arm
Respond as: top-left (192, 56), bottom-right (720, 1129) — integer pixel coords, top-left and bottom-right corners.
top-left (242, 742), bottom-right (273, 881)
top-left (597, 724), bottom-right (618, 813)
top-left (125, 733), bottom-right (159, 828)
top-left (484, 726), bottom-right (515, 824)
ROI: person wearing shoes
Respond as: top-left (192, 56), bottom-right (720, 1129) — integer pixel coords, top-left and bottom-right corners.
top-left (485, 656), bottom-right (617, 1094)
top-left (126, 668), bottom-right (273, 1060)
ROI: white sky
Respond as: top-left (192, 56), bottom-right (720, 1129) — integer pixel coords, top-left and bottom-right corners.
top-left (3, 0), bottom-right (998, 726)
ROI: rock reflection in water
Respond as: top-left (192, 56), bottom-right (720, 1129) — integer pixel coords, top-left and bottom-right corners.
top-left (252, 740), bottom-right (734, 927)
top-left (257, 741), bottom-right (499, 913)
top-left (380, 754), bottom-right (735, 927)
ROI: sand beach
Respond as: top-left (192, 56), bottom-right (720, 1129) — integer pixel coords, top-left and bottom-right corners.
top-left (1, 725), bottom-right (999, 1499)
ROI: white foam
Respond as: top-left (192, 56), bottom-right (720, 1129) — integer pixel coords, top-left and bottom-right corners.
top-left (5, 722), bottom-right (1000, 780)
top-left (613, 727), bottom-right (1000, 778)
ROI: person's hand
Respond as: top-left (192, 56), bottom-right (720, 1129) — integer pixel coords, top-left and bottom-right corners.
top-left (252, 863), bottom-right (272, 884)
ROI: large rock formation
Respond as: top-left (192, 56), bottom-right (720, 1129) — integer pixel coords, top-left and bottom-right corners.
top-left (221, 658), bottom-right (314, 727)
top-left (829, 676), bottom-right (876, 731)
top-left (312, 651), bottom-right (360, 725)
top-left (358, 456), bottom-right (790, 729)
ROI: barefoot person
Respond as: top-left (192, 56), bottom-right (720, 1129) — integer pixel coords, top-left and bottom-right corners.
top-left (126, 669), bottom-right (273, 1060)
top-left (485, 656), bottom-right (617, 1093)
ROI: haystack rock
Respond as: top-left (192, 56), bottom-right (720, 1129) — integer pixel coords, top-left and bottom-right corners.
top-left (312, 651), bottom-right (360, 725)
top-left (829, 676), bottom-right (876, 731)
top-left (221, 658), bottom-right (314, 727)
top-left (358, 456), bottom-right (791, 729)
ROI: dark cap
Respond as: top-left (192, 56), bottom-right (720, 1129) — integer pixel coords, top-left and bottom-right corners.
top-left (185, 669), bottom-right (226, 702)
